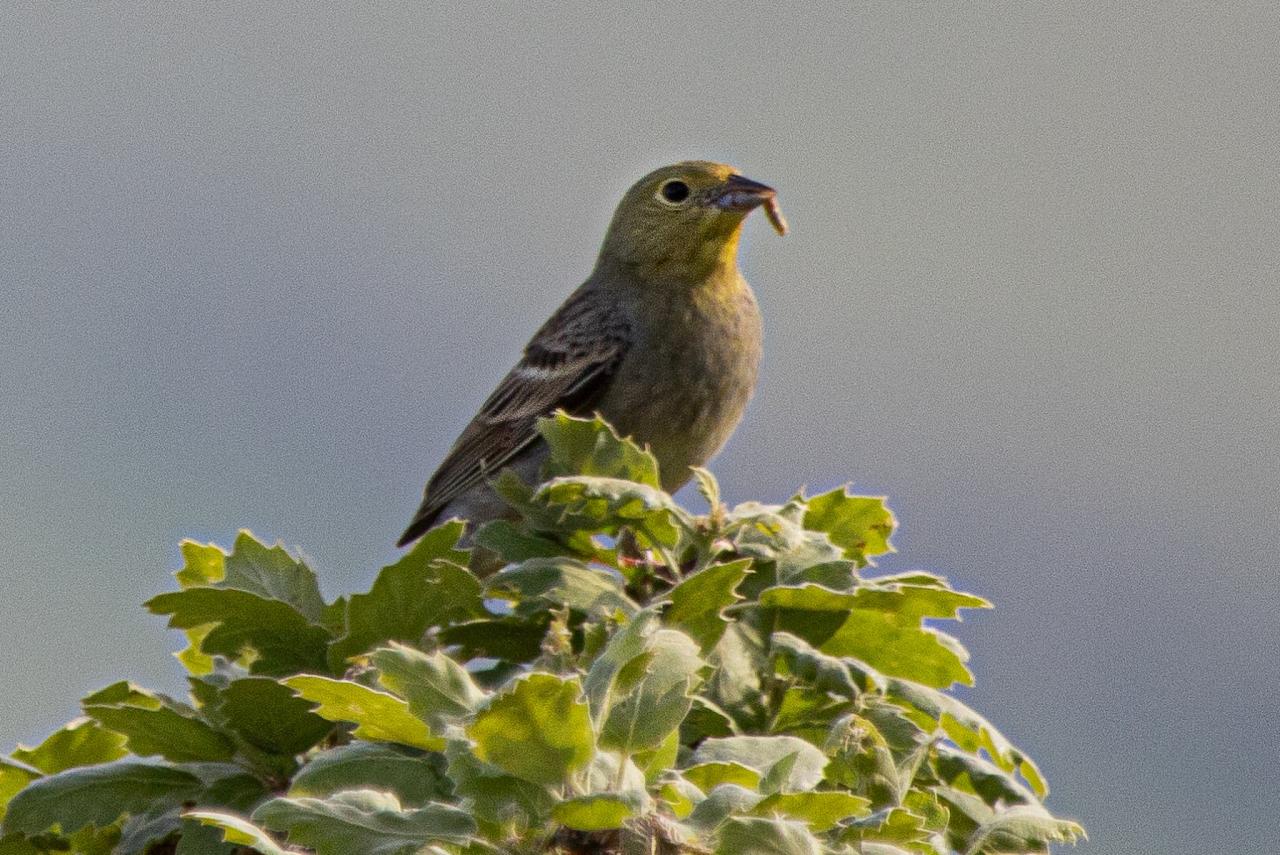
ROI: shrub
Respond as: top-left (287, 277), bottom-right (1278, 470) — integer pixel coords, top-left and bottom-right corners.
top-left (0, 414), bottom-right (1082, 854)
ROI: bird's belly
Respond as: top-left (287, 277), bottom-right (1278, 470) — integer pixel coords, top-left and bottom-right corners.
top-left (638, 381), bottom-right (750, 485)
top-left (598, 303), bottom-right (760, 490)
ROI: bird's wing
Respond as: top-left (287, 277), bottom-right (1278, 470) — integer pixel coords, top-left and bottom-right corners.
top-left (397, 288), bottom-right (630, 546)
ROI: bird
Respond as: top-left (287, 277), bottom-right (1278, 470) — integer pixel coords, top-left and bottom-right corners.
top-left (397, 160), bottom-right (786, 555)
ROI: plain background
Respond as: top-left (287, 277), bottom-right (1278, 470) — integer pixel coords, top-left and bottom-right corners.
top-left (2, 4), bottom-right (1277, 853)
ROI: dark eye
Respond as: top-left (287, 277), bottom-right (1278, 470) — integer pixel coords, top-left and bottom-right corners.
top-left (659, 179), bottom-right (690, 204)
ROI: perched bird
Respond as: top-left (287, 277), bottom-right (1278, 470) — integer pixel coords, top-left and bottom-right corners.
top-left (398, 160), bottom-right (786, 551)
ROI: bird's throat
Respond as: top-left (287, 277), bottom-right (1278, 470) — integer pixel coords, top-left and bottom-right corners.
top-left (658, 219), bottom-right (746, 285)
top-left (596, 216), bottom-right (747, 287)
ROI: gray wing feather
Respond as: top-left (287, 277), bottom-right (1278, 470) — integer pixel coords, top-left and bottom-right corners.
top-left (397, 288), bottom-right (629, 546)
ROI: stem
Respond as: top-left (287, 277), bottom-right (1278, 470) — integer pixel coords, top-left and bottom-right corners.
top-left (612, 751), bottom-right (630, 791)
top-left (762, 609), bottom-right (785, 730)
top-left (647, 534), bottom-right (681, 579)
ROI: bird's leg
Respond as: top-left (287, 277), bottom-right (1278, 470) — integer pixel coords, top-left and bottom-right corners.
top-left (618, 528), bottom-right (682, 603)
top-left (616, 527), bottom-right (646, 569)
top-left (617, 527), bottom-right (650, 601)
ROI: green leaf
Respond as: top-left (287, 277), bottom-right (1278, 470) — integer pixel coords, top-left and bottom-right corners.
top-left (632, 729), bottom-right (679, 785)
top-left (715, 816), bottom-right (822, 855)
top-left (193, 764), bottom-right (271, 810)
top-left (903, 788), bottom-right (951, 835)
top-left (803, 487), bottom-right (896, 566)
top-left (445, 742), bottom-right (556, 828)
top-left (183, 811), bottom-right (289, 855)
top-left (254, 790), bottom-right (476, 855)
top-left (934, 744), bottom-right (1037, 808)
top-left (962, 805), bottom-right (1086, 855)
top-left (759, 583), bottom-right (858, 612)
top-left (854, 576), bottom-right (991, 621)
top-left (173, 821), bottom-right (240, 855)
top-left (839, 801), bottom-right (946, 853)
top-left (118, 764), bottom-right (266, 852)
top-left (176, 627), bottom-right (218, 676)
top-left (858, 696), bottom-right (935, 758)
top-left (327, 521), bottom-right (483, 669)
top-left (2, 762), bottom-right (200, 837)
top-left (283, 676), bottom-right (443, 751)
top-left (81, 682), bottom-right (235, 763)
top-left (600, 629), bottom-right (704, 753)
top-left (474, 519), bottom-right (566, 562)
top-left (524, 476), bottom-right (692, 549)
top-left (583, 608), bottom-right (663, 720)
top-left (726, 500), bottom-right (853, 588)
top-left (371, 644), bottom-right (486, 730)
top-left (467, 673), bottom-right (594, 786)
top-left (656, 775), bottom-right (703, 819)
top-left (551, 795), bottom-right (636, 831)
top-left (691, 466), bottom-right (721, 509)
top-left (65, 824), bottom-right (121, 855)
top-left (664, 558), bottom-right (752, 652)
top-left (0, 832), bottom-right (39, 855)
top-left (887, 678), bottom-right (1046, 797)
top-left (769, 686), bottom-right (852, 741)
top-left (93, 762), bottom-right (264, 855)
top-left (167, 536), bottom-right (327, 681)
top-left (934, 784), bottom-right (994, 846)
top-left (682, 696), bottom-right (738, 742)
top-left (0, 761), bottom-right (38, 822)
top-left (487, 557), bottom-right (637, 618)
top-left (215, 677), bottom-right (333, 755)
top-left (9, 719), bottom-right (127, 774)
top-left (690, 737), bottom-right (827, 794)
top-left (771, 582), bottom-right (988, 689)
top-left (320, 596), bottom-right (349, 636)
top-left (770, 632), bottom-right (864, 699)
top-left (117, 807), bottom-right (181, 854)
top-left (538, 411), bottom-right (661, 487)
top-left (290, 743), bottom-right (451, 808)
top-left (852, 845), bottom-right (918, 855)
top-left (438, 616), bottom-right (549, 662)
top-left (220, 531), bottom-right (327, 622)
top-left (702, 622), bottom-right (767, 733)
top-left (823, 713), bottom-right (906, 808)
top-left (752, 792), bottom-right (871, 832)
top-left (580, 750), bottom-right (650, 816)
top-left (685, 784), bottom-right (764, 835)
top-left (174, 540), bottom-right (226, 588)
top-left (147, 588), bottom-right (333, 676)
top-left (682, 762), bottom-right (761, 792)
top-left (768, 632), bottom-right (890, 706)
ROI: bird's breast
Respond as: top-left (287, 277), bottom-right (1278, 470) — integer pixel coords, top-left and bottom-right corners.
top-left (599, 280), bottom-right (762, 491)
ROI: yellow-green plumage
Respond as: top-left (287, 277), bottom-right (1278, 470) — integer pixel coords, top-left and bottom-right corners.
top-left (398, 160), bottom-right (782, 550)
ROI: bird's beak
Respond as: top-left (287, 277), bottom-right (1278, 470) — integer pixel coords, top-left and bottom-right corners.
top-left (715, 173), bottom-right (788, 235)
top-left (714, 174), bottom-right (777, 212)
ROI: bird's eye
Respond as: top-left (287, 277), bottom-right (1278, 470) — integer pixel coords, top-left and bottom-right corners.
top-left (658, 179), bottom-right (690, 204)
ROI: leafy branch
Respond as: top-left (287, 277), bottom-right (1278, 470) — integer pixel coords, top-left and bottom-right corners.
top-left (0, 413), bottom-right (1082, 855)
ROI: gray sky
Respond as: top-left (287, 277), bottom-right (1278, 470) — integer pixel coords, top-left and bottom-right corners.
top-left (2, 4), bottom-right (1277, 853)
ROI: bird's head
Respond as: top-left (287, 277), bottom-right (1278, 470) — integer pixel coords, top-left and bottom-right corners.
top-left (597, 161), bottom-right (786, 282)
